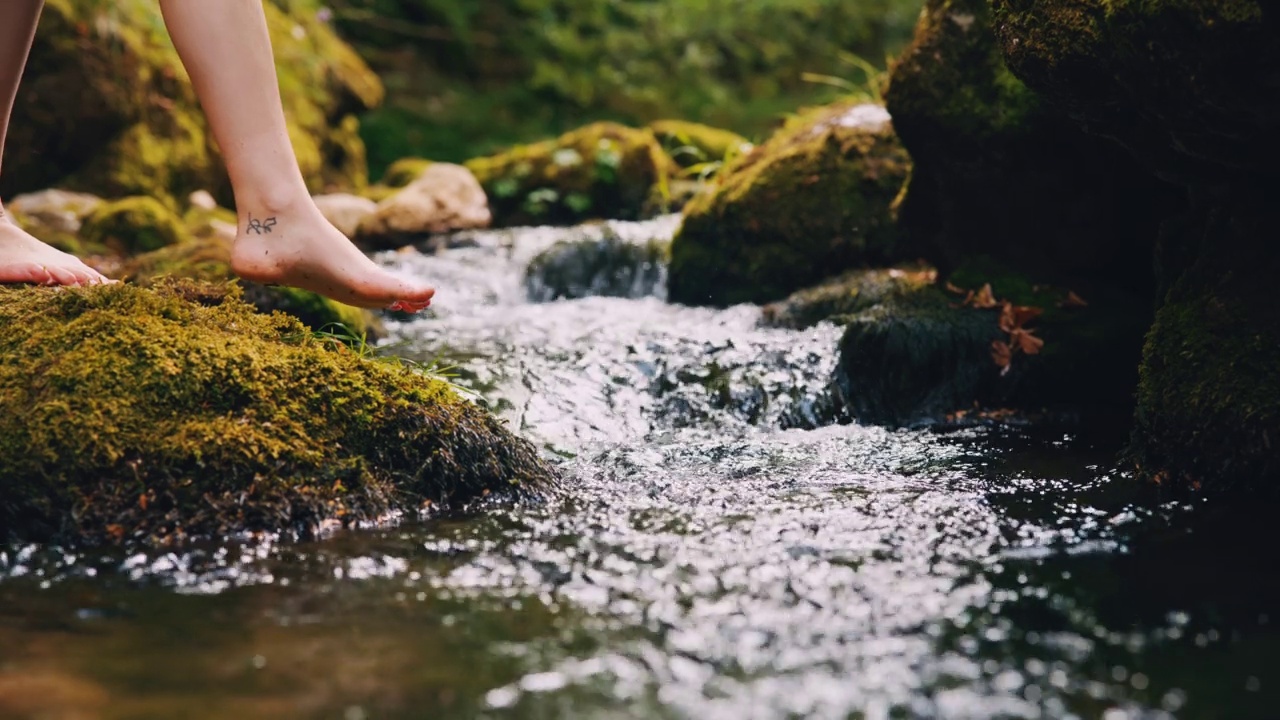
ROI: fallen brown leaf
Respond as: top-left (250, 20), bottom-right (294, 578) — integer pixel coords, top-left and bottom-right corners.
top-left (1062, 290), bottom-right (1089, 308)
top-left (971, 283), bottom-right (999, 309)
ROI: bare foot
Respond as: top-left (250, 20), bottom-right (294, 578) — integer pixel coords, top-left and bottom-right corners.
top-left (0, 213), bottom-right (109, 287)
top-left (229, 197), bottom-right (434, 311)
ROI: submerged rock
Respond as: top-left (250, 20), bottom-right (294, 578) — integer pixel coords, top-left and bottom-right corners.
top-left (668, 101), bottom-right (910, 307)
top-left (885, 0), bottom-right (1173, 293)
top-left (525, 226), bottom-right (669, 302)
top-left (465, 122), bottom-right (675, 228)
top-left (122, 235), bottom-right (383, 341)
top-left (356, 164), bottom-right (491, 250)
top-left (3, 0), bottom-right (383, 206)
top-left (81, 196), bottom-right (186, 255)
top-left (0, 282), bottom-right (555, 543)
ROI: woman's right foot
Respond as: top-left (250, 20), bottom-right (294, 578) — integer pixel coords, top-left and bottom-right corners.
top-left (0, 214), bottom-right (109, 286)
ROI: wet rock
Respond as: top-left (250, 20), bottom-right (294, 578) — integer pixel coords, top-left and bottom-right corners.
top-left (122, 235), bottom-right (384, 341)
top-left (315, 193), bottom-right (378, 239)
top-left (525, 226), bottom-right (669, 302)
top-left (465, 122), bottom-right (676, 228)
top-left (834, 272), bottom-right (1151, 426)
top-left (2, 0), bottom-right (382, 206)
top-left (356, 164), bottom-right (491, 250)
top-left (0, 281), bottom-right (555, 543)
top-left (885, 0), bottom-right (1174, 293)
top-left (5, 189), bottom-right (102, 235)
top-left (761, 267), bottom-right (935, 330)
top-left (668, 101), bottom-right (910, 307)
top-left (648, 120), bottom-right (751, 168)
top-left (991, 0), bottom-right (1279, 492)
top-left (81, 196), bottom-right (186, 255)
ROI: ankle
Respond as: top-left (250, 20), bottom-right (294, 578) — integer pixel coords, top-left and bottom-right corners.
top-left (232, 184), bottom-right (314, 223)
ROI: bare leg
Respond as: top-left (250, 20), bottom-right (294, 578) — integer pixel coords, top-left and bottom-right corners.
top-left (0, 0), bottom-right (108, 287)
top-left (159, 0), bottom-right (433, 311)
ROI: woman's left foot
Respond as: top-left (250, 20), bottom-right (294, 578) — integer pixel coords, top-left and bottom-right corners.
top-left (229, 197), bottom-right (434, 311)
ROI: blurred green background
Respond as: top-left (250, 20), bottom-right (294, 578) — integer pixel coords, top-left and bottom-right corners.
top-left (285, 0), bottom-right (924, 176)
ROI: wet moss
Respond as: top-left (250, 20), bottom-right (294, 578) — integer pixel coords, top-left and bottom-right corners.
top-left (464, 122), bottom-right (676, 228)
top-left (648, 120), bottom-right (751, 168)
top-left (1131, 195), bottom-right (1280, 493)
top-left (81, 197), bottom-right (187, 255)
top-left (669, 101), bottom-right (910, 307)
top-left (992, 0), bottom-right (1275, 185)
top-left (885, 0), bottom-right (1174, 291)
top-left (2, 0), bottom-right (382, 206)
top-left (0, 281), bottom-right (555, 543)
top-left (121, 235), bottom-right (383, 341)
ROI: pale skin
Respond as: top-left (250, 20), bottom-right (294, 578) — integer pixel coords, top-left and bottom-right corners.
top-left (0, 0), bottom-right (434, 311)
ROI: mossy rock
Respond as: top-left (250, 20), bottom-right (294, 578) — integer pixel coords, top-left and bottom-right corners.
top-left (525, 226), bottom-right (670, 302)
top-left (380, 158), bottom-right (434, 189)
top-left (121, 235), bottom-right (383, 341)
top-left (0, 281), bottom-right (555, 543)
top-left (464, 122), bottom-right (675, 228)
top-left (81, 196), bottom-right (187, 255)
top-left (2, 0), bottom-right (383, 207)
top-left (761, 267), bottom-right (936, 330)
top-left (885, 0), bottom-right (1174, 293)
top-left (668, 101), bottom-right (910, 307)
top-left (992, 0), bottom-right (1277, 187)
top-left (1131, 194), bottom-right (1280, 494)
top-left (648, 120), bottom-right (751, 168)
top-left (834, 268), bottom-right (1150, 426)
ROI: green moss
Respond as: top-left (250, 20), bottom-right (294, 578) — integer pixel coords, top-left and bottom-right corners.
top-left (2, 0), bottom-right (382, 206)
top-left (0, 281), bottom-right (554, 542)
top-left (81, 197), bottom-right (187, 255)
top-left (648, 120), bottom-right (751, 168)
top-left (381, 158), bottom-right (435, 189)
top-left (992, 0), bottom-right (1274, 184)
top-left (885, 0), bottom-right (1172, 291)
top-left (122, 235), bottom-right (384, 340)
top-left (668, 100), bottom-right (910, 307)
top-left (464, 122), bottom-right (676, 227)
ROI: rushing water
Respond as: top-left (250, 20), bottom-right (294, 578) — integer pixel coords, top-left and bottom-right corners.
top-left (1, 219), bottom-right (1276, 719)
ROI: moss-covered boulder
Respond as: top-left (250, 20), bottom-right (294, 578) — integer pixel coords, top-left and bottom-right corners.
top-left (464, 122), bottom-right (675, 228)
top-left (761, 267), bottom-right (935, 330)
top-left (885, 0), bottom-right (1174, 293)
top-left (525, 227), bottom-right (670, 302)
top-left (1131, 196), bottom-right (1280, 493)
top-left (990, 1), bottom-right (1279, 492)
top-left (0, 282), bottom-right (555, 543)
top-left (81, 197), bottom-right (186, 255)
top-left (121, 235), bottom-right (383, 341)
top-left (668, 101), bottom-right (910, 307)
top-left (648, 120), bottom-right (751, 168)
top-left (3, 0), bottom-right (383, 207)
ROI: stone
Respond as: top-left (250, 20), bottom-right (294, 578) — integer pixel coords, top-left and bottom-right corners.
top-left (315, 193), bottom-right (378, 239)
top-left (355, 163), bottom-right (491, 250)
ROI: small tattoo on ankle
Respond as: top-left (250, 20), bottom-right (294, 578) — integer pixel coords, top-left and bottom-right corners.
top-left (246, 215), bottom-right (278, 235)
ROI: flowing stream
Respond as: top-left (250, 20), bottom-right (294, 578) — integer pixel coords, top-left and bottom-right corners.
top-left (0, 218), bottom-right (1276, 719)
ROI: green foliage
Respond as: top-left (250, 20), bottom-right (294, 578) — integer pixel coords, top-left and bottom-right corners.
top-left (0, 281), bottom-right (555, 543)
top-left (324, 0), bottom-right (925, 173)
